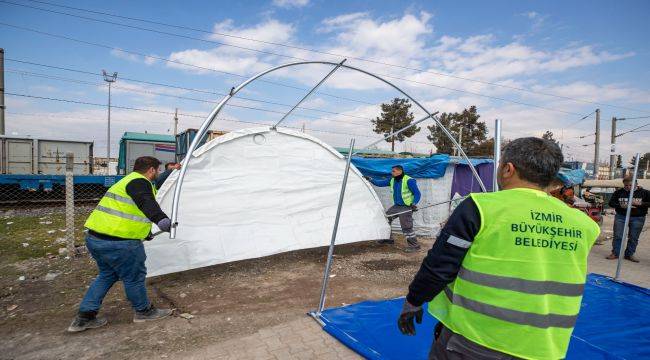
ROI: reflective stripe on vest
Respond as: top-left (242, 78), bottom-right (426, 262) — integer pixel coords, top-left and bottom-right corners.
top-left (429, 188), bottom-right (600, 360)
top-left (84, 172), bottom-right (156, 239)
top-left (389, 175), bottom-right (414, 206)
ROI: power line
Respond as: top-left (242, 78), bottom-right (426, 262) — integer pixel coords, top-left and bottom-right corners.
top-left (4, 63), bottom-right (377, 123)
top-left (12, 0), bottom-right (650, 114)
top-left (0, 22), bottom-right (375, 106)
top-left (4, 92), bottom-right (436, 145)
top-left (5, 68), bottom-right (376, 127)
top-left (616, 122), bottom-right (650, 138)
top-left (0, 22), bottom-right (589, 116)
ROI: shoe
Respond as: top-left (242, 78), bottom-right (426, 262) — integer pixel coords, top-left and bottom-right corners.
top-left (624, 255), bottom-right (640, 263)
top-left (377, 239), bottom-right (395, 245)
top-left (605, 253), bottom-right (618, 260)
top-left (133, 305), bottom-right (173, 323)
top-left (404, 245), bottom-right (421, 253)
top-left (67, 315), bottom-right (107, 333)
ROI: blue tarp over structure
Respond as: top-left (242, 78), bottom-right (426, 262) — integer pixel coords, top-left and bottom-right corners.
top-left (558, 168), bottom-right (587, 187)
top-left (351, 154), bottom-right (451, 179)
top-left (320, 274), bottom-right (650, 359)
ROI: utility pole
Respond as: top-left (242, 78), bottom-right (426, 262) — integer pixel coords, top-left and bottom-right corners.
top-left (593, 109), bottom-right (600, 179)
top-left (102, 70), bottom-right (117, 168)
top-left (455, 128), bottom-right (463, 156)
top-left (0, 48), bottom-right (5, 135)
top-left (609, 117), bottom-right (617, 179)
top-left (173, 108), bottom-right (178, 137)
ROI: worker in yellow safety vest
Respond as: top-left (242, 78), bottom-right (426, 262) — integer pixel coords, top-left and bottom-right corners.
top-left (68, 156), bottom-right (174, 333)
top-left (398, 137), bottom-right (600, 360)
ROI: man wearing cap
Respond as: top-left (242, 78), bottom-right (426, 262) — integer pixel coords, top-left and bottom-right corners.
top-left (366, 165), bottom-right (422, 252)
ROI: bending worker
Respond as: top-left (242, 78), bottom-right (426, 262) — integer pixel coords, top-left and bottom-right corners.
top-left (366, 165), bottom-right (421, 252)
top-left (68, 156), bottom-right (174, 333)
top-left (398, 138), bottom-right (600, 359)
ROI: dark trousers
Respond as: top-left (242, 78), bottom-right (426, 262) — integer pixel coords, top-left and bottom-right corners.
top-left (78, 233), bottom-right (151, 314)
top-left (430, 324), bottom-right (520, 360)
top-left (386, 205), bottom-right (418, 246)
top-left (612, 214), bottom-right (645, 257)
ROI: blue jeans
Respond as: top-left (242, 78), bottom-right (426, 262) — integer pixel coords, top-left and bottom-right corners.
top-left (612, 214), bottom-right (646, 257)
top-left (79, 233), bottom-right (150, 314)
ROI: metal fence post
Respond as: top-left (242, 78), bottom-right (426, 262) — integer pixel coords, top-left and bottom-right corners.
top-left (65, 152), bottom-right (76, 257)
top-left (614, 152), bottom-right (641, 281)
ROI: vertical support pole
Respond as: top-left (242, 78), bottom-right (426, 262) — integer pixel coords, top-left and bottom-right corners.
top-left (0, 48), bottom-right (4, 135)
top-left (174, 108), bottom-right (179, 137)
top-left (107, 81), bottom-right (111, 167)
top-left (493, 119), bottom-right (501, 192)
top-left (614, 152), bottom-right (641, 281)
top-left (65, 153), bottom-right (76, 257)
top-left (594, 109), bottom-right (600, 179)
top-left (456, 128), bottom-right (463, 156)
top-left (316, 138), bottom-right (355, 315)
top-left (609, 117), bottom-right (617, 179)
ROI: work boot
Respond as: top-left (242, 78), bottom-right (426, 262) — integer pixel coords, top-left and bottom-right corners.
top-left (377, 239), bottom-right (395, 245)
top-left (605, 253), bottom-right (618, 260)
top-left (133, 305), bottom-right (173, 323)
top-left (624, 255), bottom-right (640, 263)
top-left (67, 314), bottom-right (108, 333)
top-left (404, 245), bottom-right (421, 253)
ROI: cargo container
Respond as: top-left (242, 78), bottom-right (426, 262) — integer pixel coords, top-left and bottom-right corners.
top-left (175, 129), bottom-right (227, 162)
top-left (0, 136), bottom-right (93, 175)
top-left (117, 132), bottom-right (176, 174)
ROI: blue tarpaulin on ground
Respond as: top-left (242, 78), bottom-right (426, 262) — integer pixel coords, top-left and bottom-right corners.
top-left (320, 274), bottom-right (650, 360)
top-left (351, 155), bottom-right (450, 179)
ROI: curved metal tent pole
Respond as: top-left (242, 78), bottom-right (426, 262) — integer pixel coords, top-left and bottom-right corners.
top-left (169, 60), bottom-right (487, 238)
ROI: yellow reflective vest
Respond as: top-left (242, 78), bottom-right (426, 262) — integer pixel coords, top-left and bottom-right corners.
top-left (84, 172), bottom-right (157, 240)
top-left (390, 175), bottom-right (415, 206)
top-left (429, 188), bottom-right (600, 360)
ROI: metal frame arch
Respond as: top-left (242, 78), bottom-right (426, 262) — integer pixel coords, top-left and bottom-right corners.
top-left (170, 60), bottom-right (487, 238)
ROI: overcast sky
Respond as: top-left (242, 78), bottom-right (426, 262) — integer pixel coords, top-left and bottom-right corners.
top-left (1, 0), bottom-right (649, 163)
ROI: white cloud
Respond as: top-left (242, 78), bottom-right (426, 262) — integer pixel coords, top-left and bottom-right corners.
top-left (272, 0), bottom-right (309, 8)
top-left (110, 49), bottom-right (159, 65)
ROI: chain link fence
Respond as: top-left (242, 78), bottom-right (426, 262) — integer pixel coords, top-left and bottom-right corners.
top-left (0, 155), bottom-right (116, 263)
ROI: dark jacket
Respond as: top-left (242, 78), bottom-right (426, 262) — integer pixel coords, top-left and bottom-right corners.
top-left (90, 178), bottom-right (168, 241)
top-left (608, 187), bottom-right (650, 217)
top-left (155, 169), bottom-right (174, 189)
top-left (407, 198), bottom-right (480, 306)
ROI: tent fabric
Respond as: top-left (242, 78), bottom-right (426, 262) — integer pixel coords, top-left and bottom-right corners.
top-left (351, 155), bottom-right (450, 179)
top-left (145, 127), bottom-right (391, 277)
top-left (319, 273), bottom-right (650, 359)
top-left (450, 162), bottom-right (495, 196)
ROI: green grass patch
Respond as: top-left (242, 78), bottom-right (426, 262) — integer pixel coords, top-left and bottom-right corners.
top-left (0, 208), bottom-right (91, 263)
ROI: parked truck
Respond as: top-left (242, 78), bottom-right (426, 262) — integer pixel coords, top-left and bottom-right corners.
top-left (117, 132), bottom-right (176, 175)
top-left (175, 129), bottom-right (227, 162)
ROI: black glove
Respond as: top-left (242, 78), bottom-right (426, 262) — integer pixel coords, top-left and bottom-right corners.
top-left (410, 204), bottom-right (418, 212)
top-left (363, 175), bottom-right (371, 181)
top-left (157, 218), bottom-right (172, 232)
top-left (397, 300), bottom-right (423, 336)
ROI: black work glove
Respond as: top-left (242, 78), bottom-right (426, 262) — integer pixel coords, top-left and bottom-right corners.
top-left (363, 175), bottom-right (371, 181)
top-left (397, 300), bottom-right (423, 336)
top-left (410, 204), bottom-right (418, 212)
top-left (157, 218), bottom-right (172, 232)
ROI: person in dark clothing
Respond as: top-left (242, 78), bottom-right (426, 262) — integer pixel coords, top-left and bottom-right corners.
top-left (155, 162), bottom-right (181, 189)
top-left (68, 156), bottom-right (173, 333)
top-left (606, 177), bottom-right (650, 262)
top-left (366, 165), bottom-right (422, 252)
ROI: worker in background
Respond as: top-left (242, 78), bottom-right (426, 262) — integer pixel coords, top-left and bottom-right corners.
top-left (398, 138), bottom-right (600, 359)
top-left (68, 156), bottom-right (174, 333)
top-left (366, 165), bottom-right (422, 252)
top-left (155, 162), bottom-right (181, 189)
top-left (606, 176), bottom-right (650, 262)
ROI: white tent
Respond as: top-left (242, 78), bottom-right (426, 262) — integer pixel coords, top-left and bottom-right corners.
top-left (145, 127), bottom-right (391, 277)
